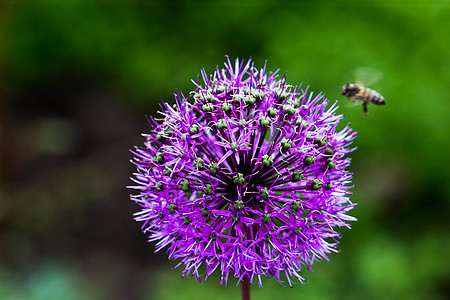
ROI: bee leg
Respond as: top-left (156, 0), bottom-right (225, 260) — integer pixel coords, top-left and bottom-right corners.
top-left (363, 102), bottom-right (368, 115)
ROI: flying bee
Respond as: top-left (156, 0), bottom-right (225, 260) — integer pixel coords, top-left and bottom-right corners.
top-left (341, 67), bottom-right (386, 114)
top-left (341, 83), bottom-right (385, 114)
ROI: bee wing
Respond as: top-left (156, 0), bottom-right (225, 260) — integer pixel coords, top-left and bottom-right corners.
top-left (342, 99), bottom-right (362, 109)
top-left (329, 85), bottom-right (343, 95)
top-left (353, 67), bottom-right (383, 86)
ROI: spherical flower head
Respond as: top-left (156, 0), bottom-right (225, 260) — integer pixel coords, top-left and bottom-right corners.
top-left (129, 57), bottom-right (357, 287)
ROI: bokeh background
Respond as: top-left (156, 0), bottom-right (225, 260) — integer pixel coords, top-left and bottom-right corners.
top-left (1, 0), bottom-right (449, 299)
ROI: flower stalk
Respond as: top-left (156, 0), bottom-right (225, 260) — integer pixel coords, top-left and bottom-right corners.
top-left (242, 275), bottom-right (250, 300)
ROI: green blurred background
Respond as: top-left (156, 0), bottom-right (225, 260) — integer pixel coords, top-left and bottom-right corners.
top-left (1, 0), bottom-right (449, 299)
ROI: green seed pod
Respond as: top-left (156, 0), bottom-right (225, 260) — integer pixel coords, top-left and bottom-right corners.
top-left (204, 94), bottom-right (214, 102)
top-left (252, 90), bottom-right (265, 100)
top-left (276, 90), bottom-right (289, 100)
top-left (163, 166), bottom-right (172, 176)
top-left (153, 152), bottom-right (164, 163)
top-left (216, 85), bottom-right (226, 93)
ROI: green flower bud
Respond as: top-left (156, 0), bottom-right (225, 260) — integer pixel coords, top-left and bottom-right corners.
top-left (260, 188), bottom-right (269, 200)
top-left (155, 181), bottom-right (164, 191)
top-left (234, 200), bottom-right (244, 210)
top-left (190, 125), bottom-right (199, 135)
top-left (180, 179), bottom-right (190, 192)
top-left (252, 90), bottom-right (265, 100)
top-left (168, 203), bottom-right (177, 214)
top-left (314, 138), bottom-right (327, 147)
top-left (202, 103), bottom-right (213, 112)
top-left (304, 156), bottom-right (315, 165)
top-left (261, 154), bottom-right (273, 166)
top-left (310, 179), bottom-right (322, 190)
top-left (217, 119), bottom-right (227, 130)
top-left (324, 148), bottom-right (334, 155)
top-left (209, 163), bottom-right (219, 174)
top-left (204, 184), bottom-right (213, 195)
top-left (222, 103), bottom-right (231, 113)
top-left (281, 138), bottom-right (292, 150)
top-left (283, 104), bottom-right (296, 116)
top-left (262, 213), bottom-right (272, 223)
top-left (290, 200), bottom-right (301, 211)
top-left (193, 158), bottom-right (204, 170)
top-left (244, 95), bottom-right (256, 105)
top-left (326, 159), bottom-right (336, 169)
top-left (153, 152), bottom-right (164, 163)
top-left (292, 170), bottom-right (304, 182)
top-left (233, 94), bottom-right (243, 103)
top-left (233, 173), bottom-right (245, 185)
top-left (268, 107), bottom-right (278, 117)
top-left (259, 116), bottom-right (271, 127)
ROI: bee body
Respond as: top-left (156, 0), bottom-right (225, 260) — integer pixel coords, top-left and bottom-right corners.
top-left (342, 83), bottom-right (385, 114)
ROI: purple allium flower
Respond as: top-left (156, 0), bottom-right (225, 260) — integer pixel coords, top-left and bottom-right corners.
top-left (129, 57), bottom-right (357, 287)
